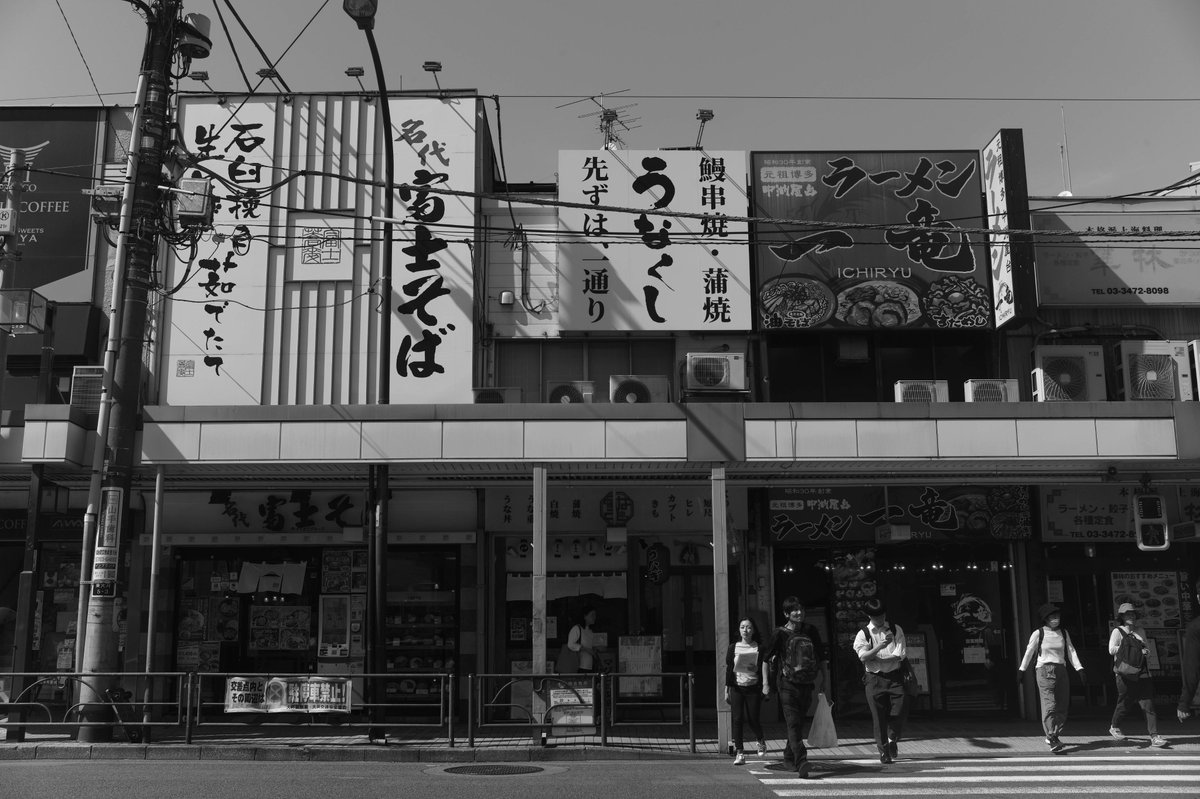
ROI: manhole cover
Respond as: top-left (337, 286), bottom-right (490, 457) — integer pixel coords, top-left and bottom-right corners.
top-left (444, 765), bottom-right (545, 776)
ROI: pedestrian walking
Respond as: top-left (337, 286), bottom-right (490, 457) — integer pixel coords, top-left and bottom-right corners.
top-left (764, 596), bottom-right (828, 779)
top-left (1177, 579), bottom-right (1200, 724)
top-left (1108, 602), bottom-right (1167, 747)
top-left (1017, 602), bottom-right (1086, 753)
top-left (853, 597), bottom-right (909, 763)
top-left (724, 616), bottom-right (768, 765)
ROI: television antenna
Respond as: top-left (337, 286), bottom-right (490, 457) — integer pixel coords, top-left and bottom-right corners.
top-left (556, 89), bottom-right (640, 150)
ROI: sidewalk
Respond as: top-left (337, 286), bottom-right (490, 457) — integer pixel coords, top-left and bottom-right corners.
top-left (3, 714), bottom-right (1199, 762)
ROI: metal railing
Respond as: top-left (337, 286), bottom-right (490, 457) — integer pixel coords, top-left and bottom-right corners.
top-left (467, 671), bottom-right (694, 752)
top-left (0, 671), bottom-right (191, 742)
top-left (186, 671), bottom-right (455, 745)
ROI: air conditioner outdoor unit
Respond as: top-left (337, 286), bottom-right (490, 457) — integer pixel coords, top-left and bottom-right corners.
top-left (472, 387), bottom-right (522, 404)
top-left (684, 352), bottom-right (747, 391)
top-left (70, 365), bottom-right (105, 422)
top-left (609, 374), bottom-right (671, 404)
top-left (1031, 344), bottom-right (1107, 402)
top-left (964, 378), bottom-right (1020, 403)
top-left (1118, 340), bottom-right (1193, 401)
top-left (894, 380), bottom-right (948, 403)
top-left (545, 380), bottom-right (595, 404)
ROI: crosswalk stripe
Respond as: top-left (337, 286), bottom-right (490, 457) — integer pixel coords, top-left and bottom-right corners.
top-left (762, 774), bottom-right (1200, 784)
top-left (771, 788), bottom-right (1199, 797)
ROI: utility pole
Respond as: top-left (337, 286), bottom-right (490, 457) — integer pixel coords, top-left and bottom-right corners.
top-left (76, 0), bottom-right (183, 742)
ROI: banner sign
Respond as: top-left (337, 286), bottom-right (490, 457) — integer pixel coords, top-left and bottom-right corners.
top-left (485, 485), bottom-right (747, 532)
top-left (1031, 203), bottom-right (1200, 306)
top-left (0, 107), bottom-right (101, 301)
top-left (981, 129), bottom-right (1034, 328)
top-left (751, 150), bottom-right (991, 331)
top-left (558, 150), bottom-right (752, 331)
top-left (767, 485), bottom-right (1031, 545)
top-left (224, 675), bottom-right (352, 713)
top-left (1042, 485), bottom-right (1183, 542)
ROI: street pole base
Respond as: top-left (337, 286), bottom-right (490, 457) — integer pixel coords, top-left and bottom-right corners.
top-left (368, 726), bottom-right (387, 744)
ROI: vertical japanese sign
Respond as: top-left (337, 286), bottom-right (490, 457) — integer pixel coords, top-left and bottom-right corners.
top-left (0, 108), bottom-right (101, 301)
top-left (557, 150), bottom-right (751, 331)
top-left (751, 151), bottom-right (991, 331)
top-left (981, 129), bottom-right (1033, 328)
top-left (91, 487), bottom-right (123, 597)
top-left (162, 97), bottom-right (276, 404)
top-left (388, 99), bottom-right (476, 402)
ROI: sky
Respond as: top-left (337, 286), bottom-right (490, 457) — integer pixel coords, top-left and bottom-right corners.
top-left (4, 0), bottom-right (1200, 198)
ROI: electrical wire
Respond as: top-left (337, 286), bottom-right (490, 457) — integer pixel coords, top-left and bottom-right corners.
top-left (220, 0), bottom-right (292, 94)
top-left (210, 0), bottom-right (255, 94)
top-left (54, 0), bottom-right (130, 161)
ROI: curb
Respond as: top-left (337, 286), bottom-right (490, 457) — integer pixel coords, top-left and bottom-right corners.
top-left (0, 743), bottom-right (706, 762)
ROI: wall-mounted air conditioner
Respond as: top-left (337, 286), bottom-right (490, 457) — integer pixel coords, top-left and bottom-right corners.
top-left (70, 365), bottom-right (105, 423)
top-left (964, 378), bottom-right (1020, 403)
top-left (1031, 344), bottom-right (1106, 402)
top-left (545, 380), bottom-right (595, 404)
top-left (894, 380), bottom-right (948, 403)
top-left (472, 387), bottom-right (522, 404)
top-left (1117, 340), bottom-right (1193, 401)
top-left (684, 352), bottom-right (747, 391)
top-left (609, 374), bottom-right (671, 404)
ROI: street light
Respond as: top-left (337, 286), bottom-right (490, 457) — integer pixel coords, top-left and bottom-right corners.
top-left (343, 0), bottom-right (393, 743)
top-left (422, 61), bottom-right (444, 94)
top-left (0, 288), bottom-right (49, 335)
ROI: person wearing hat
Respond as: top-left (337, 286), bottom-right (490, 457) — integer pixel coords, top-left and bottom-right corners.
top-left (853, 597), bottom-right (909, 764)
top-left (1108, 602), bottom-right (1167, 747)
top-left (1018, 602), bottom-right (1085, 752)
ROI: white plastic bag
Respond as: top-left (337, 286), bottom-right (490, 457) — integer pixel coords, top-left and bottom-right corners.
top-left (806, 692), bottom-right (837, 748)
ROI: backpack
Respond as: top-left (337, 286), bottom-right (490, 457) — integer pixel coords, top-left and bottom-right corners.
top-left (778, 626), bottom-right (820, 684)
top-left (1113, 628), bottom-right (1147, 677)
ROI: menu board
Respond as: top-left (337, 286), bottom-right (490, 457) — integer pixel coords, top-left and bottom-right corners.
top-left (249, 605), bottom-right (311, 651)
top-left (1111, 571), bottom-right (1183, 673)
top-left (618, 635), bottom-right (663, 696)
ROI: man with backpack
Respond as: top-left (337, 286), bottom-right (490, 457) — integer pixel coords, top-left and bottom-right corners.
top-left (1108, 602), bottom-right (1167, 747)
top-left (764, 595), bottom-right (829, 779)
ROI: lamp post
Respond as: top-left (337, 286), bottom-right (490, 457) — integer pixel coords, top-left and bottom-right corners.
top-left (344, 0), bottom-right (393, 740)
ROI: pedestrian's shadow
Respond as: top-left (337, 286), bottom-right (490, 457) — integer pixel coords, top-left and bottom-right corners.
top-left (965, 737), bottom-right (1012, 750)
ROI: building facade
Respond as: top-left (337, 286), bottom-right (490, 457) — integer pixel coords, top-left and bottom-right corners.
top-left (1, 97), bottom-right (1198, 734)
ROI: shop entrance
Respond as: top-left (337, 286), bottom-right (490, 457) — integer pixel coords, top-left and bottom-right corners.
top-left (773, 544), bottom-right (1017, 718)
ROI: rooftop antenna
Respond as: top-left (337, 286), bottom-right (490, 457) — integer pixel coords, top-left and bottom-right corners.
top-left (557, 90), bottom-right (640, 150)
top-left (1059, 105), bottom-right (1073, 197)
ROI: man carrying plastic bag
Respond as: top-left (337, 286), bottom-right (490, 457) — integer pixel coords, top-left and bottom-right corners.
top-left (806, 692), bottom-right (837, 749)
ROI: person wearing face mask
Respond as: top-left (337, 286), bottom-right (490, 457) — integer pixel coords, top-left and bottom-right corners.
top-left (1018, 602), bottom-right (1086, 753)
top-left (724, 616), bottom-right (768, 766)
top-left (1108, 602), bottom-right (1167, 747)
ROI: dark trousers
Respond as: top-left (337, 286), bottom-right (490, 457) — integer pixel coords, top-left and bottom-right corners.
top-left (779, 682), bottom-right (814, 765)
top-left (864, 670), bottom-right (908, 753)
top-left (1112, 674), bottom-right (1158, 735)
top-left (729, 684), bottom-right (764, 751)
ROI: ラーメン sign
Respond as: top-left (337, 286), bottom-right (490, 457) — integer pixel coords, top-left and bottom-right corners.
top-left (224, 675), bottom-right (352, 713)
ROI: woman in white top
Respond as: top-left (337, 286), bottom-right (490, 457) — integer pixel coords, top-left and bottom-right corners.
top-left (1018, 602), bottom-right (1085, 752)
top-left (1107, 602), bottom-right (1166, 747)
top-left (567, 607), bottom-right (600, 673)
top-left (723, 617), bottom-right (767, 765)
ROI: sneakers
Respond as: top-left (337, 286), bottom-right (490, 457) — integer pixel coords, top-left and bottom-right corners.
top-left (1048, 735), bottom-right (1065, 753)
top-left (887, 740), bottom-right (898, 758)
top-left (879, 751), bottom-right (893, 764)
top-left (797, 759), bottom-right (813, 779)
top-left (733, 751), bottom-right (746, 765)
top-left (1109, 726), bottom-right (1125, 740)
top-left (1150, 735), bottom-right (1168, 748)
top-left (757, 741), bottom-right (767, 757)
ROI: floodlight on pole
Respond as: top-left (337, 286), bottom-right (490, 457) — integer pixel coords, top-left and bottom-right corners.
top-left (344, 0), bottom-right (391, 744)
top-left (695, 109), bottom-right (714, 149)
top-left (422, 61), bottom-right (444, 93)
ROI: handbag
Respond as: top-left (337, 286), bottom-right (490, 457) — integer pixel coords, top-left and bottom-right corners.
top-left (555, 643), bottom-right (580, 674)
top-left (899, 659), bottom-right (920, 697)
top-left (806, 692), bottom-right (837, 748)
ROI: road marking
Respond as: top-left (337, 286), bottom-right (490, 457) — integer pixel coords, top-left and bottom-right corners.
top-left (771, 788), bottom-right (1199, 797)
top-left (763, 773), bottom-right (1200, 784)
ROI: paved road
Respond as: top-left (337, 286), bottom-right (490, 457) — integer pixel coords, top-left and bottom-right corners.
top-left (743, 751), bottom-right (1200, 796)
top-left (5, 752), bottom-right (1200, 799)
